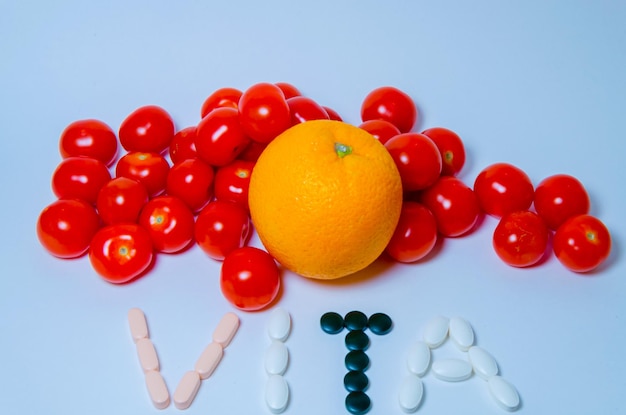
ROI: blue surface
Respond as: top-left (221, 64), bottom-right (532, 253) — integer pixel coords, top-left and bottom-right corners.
top-left (1, 1), bottom-right (625, 414)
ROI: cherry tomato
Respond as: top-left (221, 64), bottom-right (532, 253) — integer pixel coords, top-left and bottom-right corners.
top-left (37, 199), bottom-right (101, 259)
top-left (169, 126), bottom-right (197, 164)
top-left (138, 196), bottom-right (195, 254)
top-left (200, 87), bottom-right (242, 118)
top-left (195, 107), bottom-right (250, 166)
top-left (220, 246), bottom-right (281, 311)
top-left (118, 105), bottom-right (175, 154)
top-left (275, 82), bottom-right (301, 99)
top-left (214, 159), bottom-right (255, 210)
top-left (473, 162), bottom-right (534, 218)
top-left (59, 119), bottom-right (118, 166)
top-left (287, 96), bottom-right (329, 125)
top-left (534, 174), bottom-right (590, 230)
top-left (553, 214), bottom-right (611, 273)
top-left (359, 119), bottom-right (401, 145)
top-left (96, 177), bottom-right (149, 225)
top-left (51, 156), bottom-right (111, 205)
top-left (421, 127), bottom-right (466, 176)
top-left (323, 106), bottom-right (343, 121)
top-left (493, 210), bottom-right (549, 268)
top-left (420, 176), bottom-right (481, 237)
top-left (384, 132), bottom-right (442, 191)
top-left (361, 86), bottom-right (417, 133)
top-left (237, 140), bottom-right (267, 163)
top-left (116, 152), bottom-right (170, 197)
top-left (385, 202), bottom-right (438, 263)
top-left (195, 200), bottom-right (251, 261)
top-left (89, 223), bottom-right (154, 284)
top-left (165, 158), bottom-right (215, 213)
top-left (238, 82), bottom-right (291, 143)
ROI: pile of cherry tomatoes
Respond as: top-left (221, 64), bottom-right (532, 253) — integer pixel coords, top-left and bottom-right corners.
top-left (36, 82), bottom-right (612, 311)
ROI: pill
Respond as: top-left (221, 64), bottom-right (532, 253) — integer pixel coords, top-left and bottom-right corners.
top-left (345, 330), bottom-right (370, 351)
top-left (367, 312), bottom-right (393, 335)
top-left (431, 358), bottom-right (473, 382)
top-left (449, 317), bottom-right (474, 351)
top-left (344, 311), bottom-right (368, 331)
top-left (321, 311), bottom-right (345, 334)
top-left (345, 390), bottom-right (371, 415)
top-left (265, 374), bottom-right (289, 413)
top-left (398, 374), bottom-right (424, 413)
top-left (406, 341), bottom-right (431, 377)
top-left (173, 370), bottom-right (202, 410)
top-left (267, 307), bottom-right (291, 342)
top-left (212, 312), bottom-right (240, 348)
top-left (144, 370), bottom-right (170, 409)
top-left (468, 346), bottom-right (498, 380)
top-left (345, 350), bottom-right (370, 371)
top-left (265, 340), bottom-right (289, 375)
top-left (343, 370), bottom-right (369, 392)
top-left (423, 315), bottom-right (449, 348)
top-left (194, 341), bottom-right (224, 380)
top-left (128, 308), bottom-right (149, 342)
top-left (488, 375), bottom-right (520, 411)
top-left (136, 338), bottom-right (160, 373)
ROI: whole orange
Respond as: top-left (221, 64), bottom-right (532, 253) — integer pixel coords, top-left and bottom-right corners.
top-left (248, 119), bottom-right (403, 279)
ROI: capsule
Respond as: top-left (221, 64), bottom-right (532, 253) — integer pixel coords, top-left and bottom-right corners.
top-left (145, 370), bottom-right (170, 409)
top-left (194, 341), bottom-right (224, 380)
top-left (173, 370), bottom-right (202, 410)
top-left (212, 312), bottom-right (240, 348)
top-left (136, 338), bottom-right (160, 373)
top-left (128, 308), bottom-right (149, 342)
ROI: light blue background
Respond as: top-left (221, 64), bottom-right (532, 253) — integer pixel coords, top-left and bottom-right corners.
top-left (1, 1), bottom-right (625, 414)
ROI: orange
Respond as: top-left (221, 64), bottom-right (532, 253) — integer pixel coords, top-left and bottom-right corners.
top-left (248, 119), bottom-right (403, 279)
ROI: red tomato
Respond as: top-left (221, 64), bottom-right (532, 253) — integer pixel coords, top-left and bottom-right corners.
top-left (493, 210), bottom-right (549, 268)
top-left (237, 140), bottom-right (267, 162)
top-left (37, 199), bottom-right (101, 259)
top-left (385, 202), bottom-right (438, 263)
top-left (169, 126), bottom-right (197, 164)
top-left (195, 200), bottom-right (251, 261)
top-left (421, 127), bottom-right (466, 176)
top-left (214, 160), bottom-right (255, 210)
top-left (287, 96), bottom-right (330, 125)
top-left (534, 174), bottom-right (590, 230)
top-left (553, 214), bottom-right (611, 273)
top-left (275, 82), bottom-right (301, 99)
top-left (138, 196), bottom-right (195, 254)
top-left (165, 158), bottom-right (215, 213)
top-left (51, 156), bottom-right (112, 205)
top-left (195, 107), bottom-right (250, 166)
top-left (118, 105), bottom-right (174, 154)
top-left (323, 106), bottom-right (343, 121)
top-left (116, 152), bottom-right (170, 197)
top-left (384, 132), bottom-right (442, 191)
top-left (220, 246), bottom-right (281, 311)
top-left (89, 223), bottom-right (154, 284)
top-left (96, 177), bottom-right (149, 225)
top-left (238, 82), bottom-right (291, 143)
top-left (359, 119), bottom-right (401, 145)
top-left (200, 87), bottom-right (242, 118)
top-left (421, 176), bottom-right (481, 237)
top-left (473, 162), bottom-right (534, 218)
top-left (59, 119), bottom-right (118, 166)
top-left (361, 86), bottom-right (417, 133)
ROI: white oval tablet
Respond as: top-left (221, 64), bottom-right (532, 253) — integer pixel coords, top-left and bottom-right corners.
top-left (194, 341), bottom-right (224, 380)
top-left (173, 370), bottom-right (202, 410)
top-left (265, 340), bottom-right (289, 375)
top-left (145, 370), bottom-right (170, 409)
top-left (212, 312), bottom-right (240, 348)
top-left (406, 341), bottom-right (431, 377)
top-left (423, 315), bottom-right (449, 348)
top-left (488, 375), bottom-right (520, 411)
top-left (136, 338), bottom-right (160, 373)
top-left (267, 307), bottom-right (291, 342)
top-left (432, 358), bottom-right (473, 382)
top-left (398, 374), bottom-right (424, 413)
top-left (128, 308), bottom-right (149, 342)
top-left (265, 374), bottom-right (289, 413)
top-left (468, 346), bottom-right (498, 380)
top-left (449, 317), bottom-right (474, 351)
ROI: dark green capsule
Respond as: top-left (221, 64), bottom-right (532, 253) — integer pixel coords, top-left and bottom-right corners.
top-left (320, 312), bottom-right (344, 334)
top-left (345, 330), bottom-right (370, 351)
top-left (367, 312), bottom-right (393, 335)
top-left (345, 350), bottom-right (370, 371)
top-left (344, 310), bottom-right (368, 331)
top-left (345, 391), bottom-right (371, 414)
top-left (344, 370), bottom-right (369, 392)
